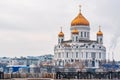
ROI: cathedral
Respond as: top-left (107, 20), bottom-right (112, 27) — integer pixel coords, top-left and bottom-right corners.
top-left (54, 6), bottom-right (106, 68)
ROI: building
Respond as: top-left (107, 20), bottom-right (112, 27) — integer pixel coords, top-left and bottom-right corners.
top-left (6, 55), bottom-right (54, 73)
top-left (54, 6), bottom-right (106, 69)
top-left (10, 57), bottom-right (39, 66)
top-left (0, 57), bottom-right (11, 73)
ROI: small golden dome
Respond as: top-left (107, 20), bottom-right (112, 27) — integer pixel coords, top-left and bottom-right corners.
top-left (97, 26), bottom-right (103, 36)
top-left (97, 31), bottom-right (103, 36)
top-left (72, 28), bottom-right (79, 34)
top-left (71, 13), bottom-right (89, 26)
top-left (58, 31), bottom-right (64, 37)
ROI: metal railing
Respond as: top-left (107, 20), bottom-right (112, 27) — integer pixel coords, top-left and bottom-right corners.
top-left (56, 71), bottom-right (120, 79)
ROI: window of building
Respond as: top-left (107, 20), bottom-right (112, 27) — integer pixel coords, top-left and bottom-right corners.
top-left (65, 60), bottom-right (66, 62)
top-left (76, 36), bottom-right (78, 41)
top-left (84, 32), bottom-right (86, 37)
top-left (76, 52), bottom-right (78, 58)
top-left (99, 52), bottom-right (101, 58)
top-left (59, 45), bottom-right (60, 48)
top-left (71, 59), bottom-right (73, 62)
top-left (81, 52), bottom-right (83, 58)
top-left (91, 52), bottom-right (96, 59)
top-left (76, 46), bottom-right (78, 48)
top-left (86, 52), bottom-right (88, 58)
top-left (100, 38), bottom-right (102, 42)
top-left (66, 52), bottom-right (68, 58)
top-left (58, 53), bottom-right (61, 58)
top-left (72, 37), bottom-right (74, 41)
top-left (81, 32), bottom-right (83, 37)
top-left (58, 39), bottom-right (60, 43)
top-left (61, 39), bottom-right (63, 42)
top-left (72, 52), bottom-right (73, 58)
top-left (62, 52), bottom-right (64, 57)
top-left (86, 46), bottom-right (88, 48)
top-left (54, 53), bottom-right (56, 58)
top-left (87, 32), bottom-right (89, 37)
top-left (92, 45), bottom-right (95, 48)
top-left (85, 60), bottom-right (88, 67)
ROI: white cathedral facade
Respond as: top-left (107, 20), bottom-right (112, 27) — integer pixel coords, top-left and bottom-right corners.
top-left (54, 6), bottom-right (106, 69)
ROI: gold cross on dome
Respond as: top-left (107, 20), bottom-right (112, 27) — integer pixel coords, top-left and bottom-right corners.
top-left (60, 27), bottom-right (62, 32)
top-left (79, 5), bottom-right (82, 13)
top-left (99, 25), bottom-right (101, 31)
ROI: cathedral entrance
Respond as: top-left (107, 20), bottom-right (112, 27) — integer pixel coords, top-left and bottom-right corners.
top-left (92, 60), bottom-right (95, 67)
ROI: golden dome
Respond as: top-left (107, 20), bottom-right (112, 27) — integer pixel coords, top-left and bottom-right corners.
top-left (97, 26), bottom-right (103, 36)
top-left (72, 28), bottom-right (79, 34)
top-left (97, 31), bottom-right (103, 36)
top-left (71, 13), bottom-right (89, 26)
top-left (58, 31), bottom-right (64, 37)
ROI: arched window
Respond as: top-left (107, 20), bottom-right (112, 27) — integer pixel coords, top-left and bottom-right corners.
top-left (84, 32), bottom-right (86, 37)
top-left (99, 52), bottom-right (101, 58)
top-left (72, 52), bottom-right (73, 58)
top-left (100, 38), bottom-right (102, 42)
top-left (76, 36), bottom-right (78, 41)
top-left (58, 39), bottom-right (60, 43)
top-left (85, 60), bottom-right (88, 67)
top-left (86, 46), bottom-right (88, 48)
top-left (58, 53), bottom-right (61, 58)
top-left (76, 52), bottom-right (78, 58)
top-left (61, 39), bottom-right (63, 42)
top-left (66, 52), bottom-right (68, 58)
top-left (97, 38), bottom-right (98, 42)
top-left (72, 37), bottom-right (74, 41)
top-left (87, 32), bottom-right (89, 37)
top-left (81, 52), bottom-right (83, 58)
top-left (76, 46), bottom-right (78, 48)
top-left (81, 32), bottom-right (83, 37)
top-left (91, 52), bottom-right (96, 58)
top-left (86, 52), bottom-right (88, 58)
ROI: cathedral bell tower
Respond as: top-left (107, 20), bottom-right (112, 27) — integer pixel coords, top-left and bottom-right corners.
top-left (97, 26), bottom-right (103, 44)
top-left (58, 27), bottom-right (64, 43)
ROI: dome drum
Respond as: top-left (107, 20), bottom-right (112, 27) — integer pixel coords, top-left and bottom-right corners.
top-left (72, 28), bottom-right (79, 34)
top-left (71, 26), bottom-right (90, 31)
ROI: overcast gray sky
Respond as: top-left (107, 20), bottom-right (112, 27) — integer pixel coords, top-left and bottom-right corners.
top-left (0, 0), bottom-right (120, 60)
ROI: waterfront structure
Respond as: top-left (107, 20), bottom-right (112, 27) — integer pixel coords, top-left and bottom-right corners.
top-left (0, 57), bottom-right (10, 72)
top-left (6, 54), bottom-right (54, 73)
top-left (54, 6), bottom-right (106, 68)
top-left (7, 65), bottom-right (29, 73)
top-left (10, 57), bottom-right (39, 66)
